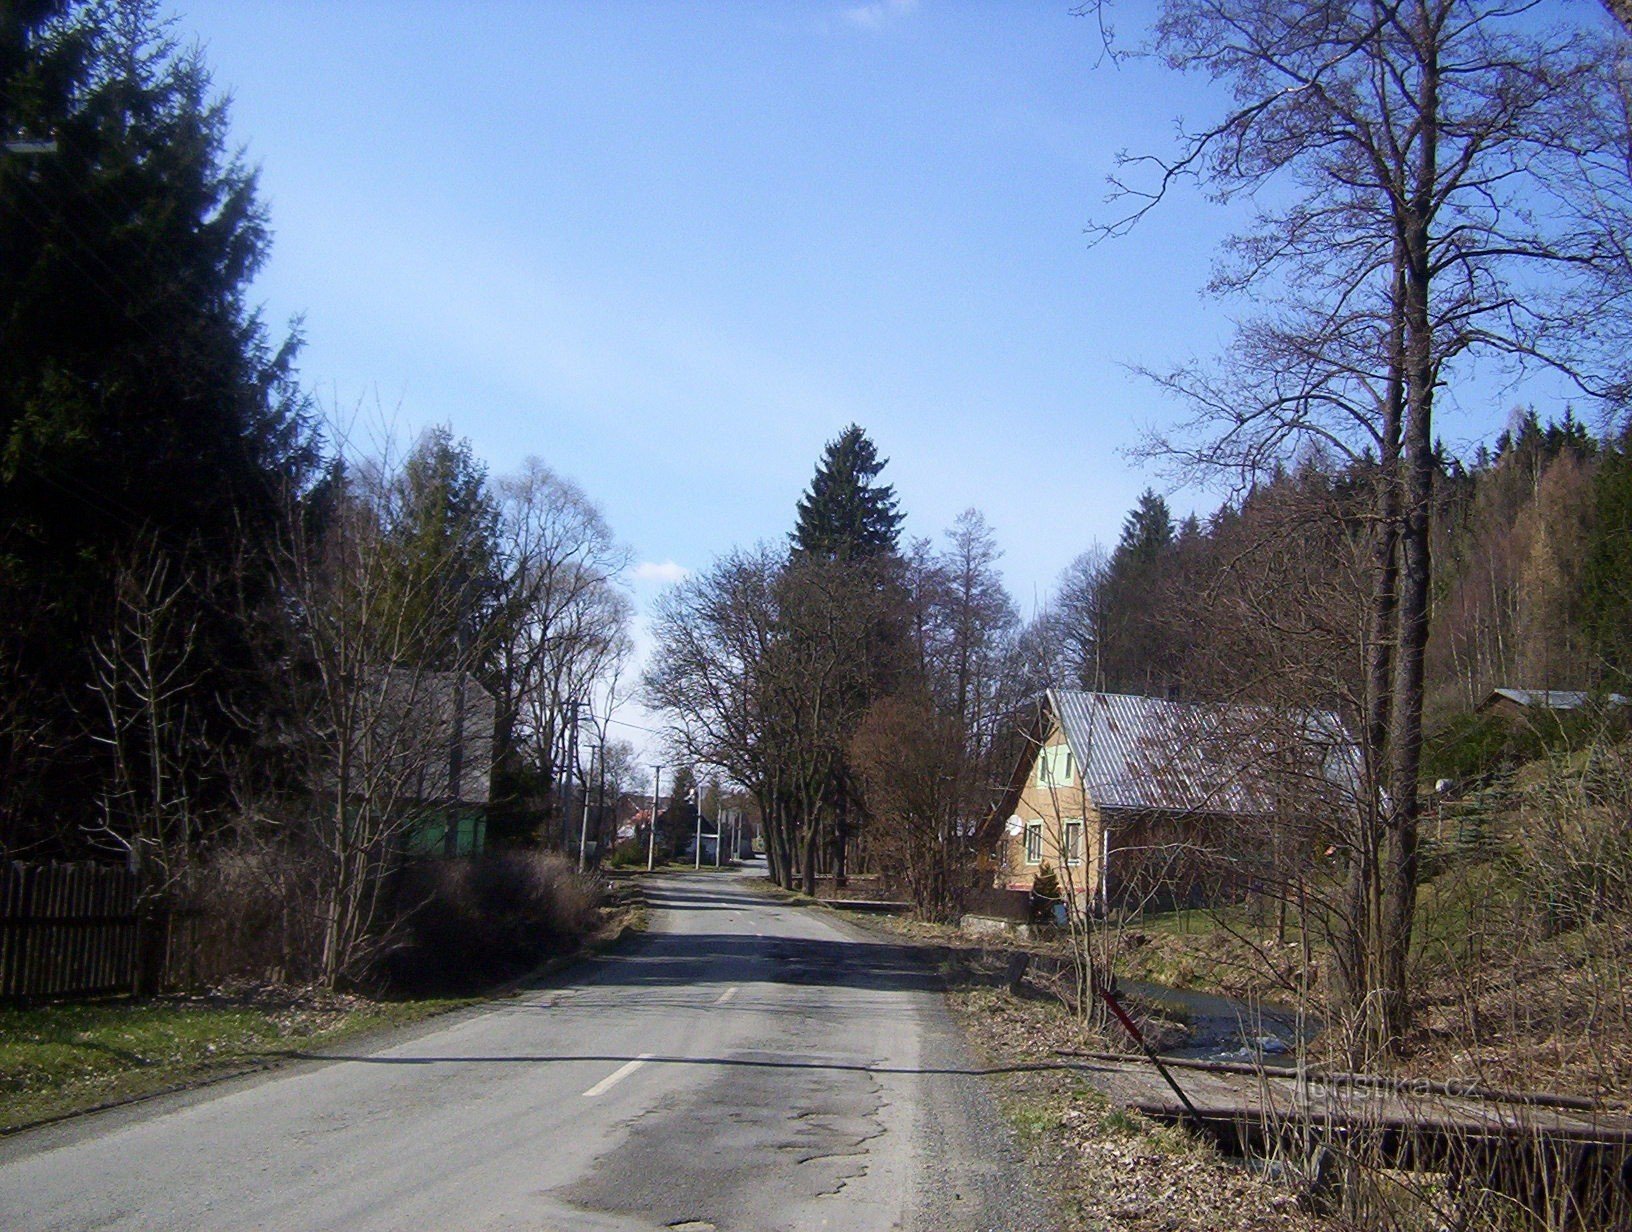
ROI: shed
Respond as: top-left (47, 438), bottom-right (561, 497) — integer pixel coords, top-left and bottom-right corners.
top-left (352, 666), bottom-right (496, 857)
top-left (1476, 688), bottom-right (1629, 722)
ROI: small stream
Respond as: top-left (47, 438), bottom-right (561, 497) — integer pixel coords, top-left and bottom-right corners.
top-left (1119, 978), bottom-right (1319, 1067)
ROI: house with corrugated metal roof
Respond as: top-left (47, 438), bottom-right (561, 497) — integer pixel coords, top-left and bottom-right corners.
top-left (1476, 688), bottom-right (1629, 722)
top-left (346, 667), bottom-right (496, 858)
top-left (990, 689), bottom-right (1356, 913)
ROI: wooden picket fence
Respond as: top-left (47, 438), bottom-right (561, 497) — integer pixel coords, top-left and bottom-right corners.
top-left (0, 861), bottom-right (141, 999)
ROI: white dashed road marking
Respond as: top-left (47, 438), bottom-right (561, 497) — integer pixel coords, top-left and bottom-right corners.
top-left (581, 1054), bottom-right (652, 1098)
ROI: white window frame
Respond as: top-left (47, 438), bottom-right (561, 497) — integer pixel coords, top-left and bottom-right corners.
top-left (1035, 743), bottom-right (1075, 789)
top-left (1063, 820), bottom-right (1084, 866)
top-left (1023, 821), bottom-right (1043, 866)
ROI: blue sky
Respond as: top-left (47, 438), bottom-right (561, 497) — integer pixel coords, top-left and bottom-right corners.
top-left (171, 0), bottom-right (1584, 752)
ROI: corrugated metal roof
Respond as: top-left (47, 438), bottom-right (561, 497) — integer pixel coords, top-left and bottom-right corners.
top-left (1488, 688), bottom-right (1630, 711)
top-left (1048, 689), bottom-right (1356, 817)
top-left (360, 667), bottom-right (496, 805)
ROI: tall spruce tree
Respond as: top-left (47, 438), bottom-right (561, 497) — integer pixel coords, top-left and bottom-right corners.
top-left (0, 1), bottom-right (313, 851)
top-left (1098, 490), bottom-right (1180, 694)
top-left (790, 425), bottom-right (904, 561)
top-left (1114, 489), bottom-right (1174, 565)
top-left (384, 427), bottom-right (502, 671)
top-left (1584, 430), bottom-right (1632, 689)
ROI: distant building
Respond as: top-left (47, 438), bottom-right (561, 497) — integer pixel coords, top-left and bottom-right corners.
top-left (1476, 688), bottom-right (1629, 722)
top-left (617, 798), bottom-right (652, 845)
top-left (351, 667), bottom-right (495, 858)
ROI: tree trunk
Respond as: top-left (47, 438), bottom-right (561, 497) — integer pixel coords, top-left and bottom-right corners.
top-left (1371, 28), bottom-right (1441, 1052)
top-left (802, 813), bottom-right (820, 896)
top-left (757, 788), bottom-right (782, 885)
top-left (778, 826), bottom-right (795, 889)
top-left (1337, 244), bottom-right (1407, 1058)
top-left (1381, 365), bottom-right (1433, 1045)
top-left (833, 801), bottom-right (849, 888)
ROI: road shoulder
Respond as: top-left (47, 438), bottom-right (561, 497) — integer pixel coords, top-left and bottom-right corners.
top-left (0, 906), bottom-right (645, 1152)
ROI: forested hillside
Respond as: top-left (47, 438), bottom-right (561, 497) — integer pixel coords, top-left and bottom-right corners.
top-left (1029, 408), bottom-right (1632, 735)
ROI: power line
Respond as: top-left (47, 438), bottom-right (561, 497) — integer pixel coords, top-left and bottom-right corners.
top-left (604, 715), bottom-right (664, 736)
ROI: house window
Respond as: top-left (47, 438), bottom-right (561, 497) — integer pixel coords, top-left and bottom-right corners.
top-left (1035, 744), bottom-right (1075, 788)
top-left (1063, 820), bottom-right (1083, 866)
top-left (1024, 821), bottom-right (1043, 865)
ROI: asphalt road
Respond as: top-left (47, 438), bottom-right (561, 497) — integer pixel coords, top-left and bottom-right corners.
top-left (0, 865), bottom-right (1053, 1231)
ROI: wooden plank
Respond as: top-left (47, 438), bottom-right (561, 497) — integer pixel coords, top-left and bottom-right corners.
top-left (45, 865), bottom-right (64, 995)
top-left (0, 862), bottom-right (141, 1000)
top-left (24, 864), bottom-right (46, 996)
top-left (1067, 1057), bottom-right (1632, 1150)
top-left (0, 866), bottom-right (14, 996)
top-left (1057, 1048), bottom-right (1606, 1112)
top-left (0, 865), bottom-right (16, 996)
top-left (71, 866), bottom-right (90, 994)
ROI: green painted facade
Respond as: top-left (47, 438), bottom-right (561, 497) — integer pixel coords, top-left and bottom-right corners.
top-left (405, 811), bottom-right (487, 858)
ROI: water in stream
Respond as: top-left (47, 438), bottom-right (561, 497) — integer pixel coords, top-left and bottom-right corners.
top-left (1120, 978), bottom-right (1317, 1066)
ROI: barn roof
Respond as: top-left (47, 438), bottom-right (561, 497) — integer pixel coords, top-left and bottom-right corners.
top-left (1047, 689), bottom-right (1356, 817)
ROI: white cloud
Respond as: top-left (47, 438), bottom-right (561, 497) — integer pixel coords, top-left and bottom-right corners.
top-left (631, 560), bottom-right (691, 584)
top-left (842, 0), bottom-right (918, 30)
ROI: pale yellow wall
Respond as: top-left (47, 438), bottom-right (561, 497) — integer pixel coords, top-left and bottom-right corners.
top-left (999, 720), bottom-right (1103, 903)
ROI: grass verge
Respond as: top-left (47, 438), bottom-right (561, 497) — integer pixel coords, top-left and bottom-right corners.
top-left (1, 897), bottom-right (647, 1134)
top-left (0, 989), bottom-right (476, 1133)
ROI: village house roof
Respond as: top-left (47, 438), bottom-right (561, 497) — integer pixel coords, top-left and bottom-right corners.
top-left (359, 666), bottom-right (496, 806)
top-left (1045, 688), bottom-right (1356, 817)
top-left (1479, 687), bottom-right (1630, 713)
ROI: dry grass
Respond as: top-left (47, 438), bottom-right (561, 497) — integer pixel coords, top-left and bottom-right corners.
top-left (949, 982), bottom-right (1337, 1232)
top-left (387, 850), bottom-right (603, 991)
top-left (1115, 921), bottom-right (1313, 1004)
top-left (1402, 914), bottom-right (1632, 1104)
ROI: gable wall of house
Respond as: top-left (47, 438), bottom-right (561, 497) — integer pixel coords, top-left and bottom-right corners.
top-left (998, 720), bottom-right (1103, 902)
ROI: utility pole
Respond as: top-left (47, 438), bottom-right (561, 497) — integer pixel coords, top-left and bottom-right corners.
top-left (576, 722), bottom-right (598, 874)
top-left (714, 798), bottom-right (723, 868)
top-left (563, 700), bottom-right (583, 853)
top-left (595, 719), bottom-right (610, 865)
top-left (647, 766), bottom-right (662, 872)
top-left (693, 773), bottom-right (703, 870)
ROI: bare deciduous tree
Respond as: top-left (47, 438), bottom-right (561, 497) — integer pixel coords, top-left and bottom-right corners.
top-left (269, 450), bottom-right (493, 988)
top-left (849, 695), bottom-right (971, 920)
top-left (85, 546), bottom-right (213, 991)
top-left (490, 459), bottom-right (632, 844)
top-left (1097, 0), bottom-right (1632, 1056)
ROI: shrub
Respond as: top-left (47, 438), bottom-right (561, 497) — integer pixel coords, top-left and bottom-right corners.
top-left (1030, 862), bottom-right (1062, 925)
top-left (1425, 703), bottom-right (1624, 783)
top-left (1510, 742), bottom-right (1632, 932)
top-left (606, 839), bottom-right (646, 869)
top-left (386, 851), bottom-right (602, 992)
top-left (184, 840), bottom-right (328, 988)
